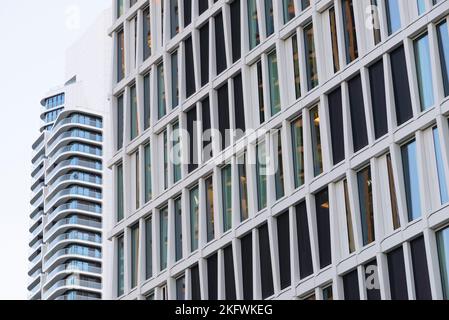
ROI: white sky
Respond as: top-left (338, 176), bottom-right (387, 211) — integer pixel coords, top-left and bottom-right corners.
top-left (0, 0), bottom-right (110, 300)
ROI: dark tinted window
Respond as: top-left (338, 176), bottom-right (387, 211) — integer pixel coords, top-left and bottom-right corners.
top-left (315, 188), bottom-right (331, 268)
top-left (328, 86), bottom-right (345, 164)
top-left (187, 107), bottom-right (197, 173)
top-left (199, 0), bottom-right (208, 14)
top-left (295, 201), bottom-right (313, 278)
top-left (202, 97), bottom-right (212, 162)
top-left (277, 211), bottom-right (291, 289)
top-left (343, 269), bottom-right (360, 300)
top-left (207, 253), bottom-right (218, 300)
top-left (365, 260), bottom-right (381, 300)
top-left (215, 12), bottom-right (227, 75)
top-left (230, 0), bottom-right (241, 62)
top-left (241, 233), bottom-right (253, 300)
top-left (388, 246), bottom-right (408, 300)
top-left (217, 84), bottom-right (230, 150)
top-left (348, 74), bottom-right (368, 152)
top-left (224, 245), bottom-right (236, 299)
top-left (200, 23), bottom-right (210, 86)
top-left (369, 60), bottom-right (388, 139)
top-left (191, 264), bottom-right (201, 300)
top-left (390, 45), bottom-right (413, 125)
top-left (184, 0), bottom-right (192, 26)
top-left (185, 37), bottom-right (196, 98)
top-left (233, 73), bottom-right (246, 134)
top-left (410, 236), bottom-right (432, 300)
top-left (259, 223), bottom-right (274, 299)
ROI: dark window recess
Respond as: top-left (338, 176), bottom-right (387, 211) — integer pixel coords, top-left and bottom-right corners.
top-left (184, 0), bottom-right (192, 27)
top-left (202, 97), bottom-right (212, 162)
top-left (223, 245), bottom-right (236, 299)
top-left (200, 23), bottom-right (210, 87)
top-left (315, 188), bottom-right (331, 269)
top-left (410, 236), bottom-right (432, 300)
top-left (187, 107), bottom-right (198, 173)
top-left (295, 201), bottom-right (313, 279)
top-left (369, 60), bottom-right (388, 139)
top-left (277, 211), bottom-right (291, 289)
top-left (241, 233), bottom-right (253, 300)
top-left (144, 75), bottom-right (151, 130)
top-left (185, 37), bottom-right (196, 98)
top-left (217, 84), bottom-right (230, 150)
top-left (365, 260), bottom-right (381, 300)
top-left (215, 12), bottom-right (227, 75)
top-left (390, 45), bottom-right (413, 126)
top-left (343, 269), bottom-right (360, 300)
top-left (191, 264), bottom-right (201, 300)
top-left (117, 95), bottom-right (124, 150)
top-left (328, 86), bottom-right (345, 164)
top-left (233, 73), bottom-right (246, 135)
top-left (230, 0), bottom-right (241, 62)
top-left (387, 246), bottom-right (408, 300)
top-left (348, 74), bottom-right (368, 152)
top-left (207, 253), bottom-right (218, 300)
top-left (258, 223), bottom-right (274, 299)
top-left (199, 0), bottom-right (208, 15)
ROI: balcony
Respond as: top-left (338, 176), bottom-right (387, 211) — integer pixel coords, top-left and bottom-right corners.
top-left (46, 201), bottom-right (101, 225)
top-left (52, 115), bottom-right (102, 134)
top-left (46, 229), bottom-right (102, 253)
top-left (46, 158), bottom-right (102, 182)
top-left (45, 186), bottom-right (102, 210)
top-left (46, 263), bottom-right (101, 284)
top-left (48, 144), bottom-right (102, 168)
top-left (54, 293), bottom-right (100, 300)
top-left (48, 130), bottom-right (102, 153)
top-left (44, 246), bottom-right (101, 270)
top-left (47, 171), bottom-right (102, 197)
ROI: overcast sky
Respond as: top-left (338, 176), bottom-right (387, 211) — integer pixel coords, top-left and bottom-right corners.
top-left (0, 0), bottom-right (110, 300)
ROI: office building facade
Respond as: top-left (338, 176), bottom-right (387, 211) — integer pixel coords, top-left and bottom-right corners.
top-left (107, 0), bottom-right (449, 300)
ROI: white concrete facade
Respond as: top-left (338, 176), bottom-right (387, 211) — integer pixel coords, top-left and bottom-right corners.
top-left (106, 0), bottom-right (449, 300)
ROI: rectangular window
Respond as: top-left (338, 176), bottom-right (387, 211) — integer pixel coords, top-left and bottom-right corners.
top-left (184, 0), bottom-right (192, 26)
top-left (117, 95), bottom-right (124, 150)
top-left (302, 0), bottom-right (310, 10)
top-left (233, 73), bottom-right (246, 134)
top-left (437, 226), bottom-right (449, 299)
top-left (157, 63), bottom-right (166, 119)
top-left (116, 0), bottom-right (124, 18)
top-left (274, 131), bottom-right (285, 200)
top-left (357, 166), bottom-right (375, 246)
top-left (163, 131), bottom-right (168, 190)
top-left (343, 270), bottom-right (360, 300)
top-left (145, 217), bottom-right (152, 279)
top-left (257, 61), bottom-right (265, 124)
top-left (160, 207), bottom-right (168, 271)
top-left (199, 0), bottom-right (208, 14)
top-left (267, 50), bottom-right (281, 116)
top-left (410, 236), bottom-right (432, 299)
top-left (238, 154), bottom-right (249, 222)
top-left (433, 127), bottom-right (449, 204)
top-left (248, 0), bottom-right (260, 49)
top-left (172, 122), bottom-right (181, 183)
top-left (224, 245), bottom-right (236, 299)
top-left (130, 85), bottom-right (138, 141)
top-left (291, 116), bottom-right (305, 188)
top-left (401, 140), bottom-right (422, 221)
top-left (256, 141), bottom-right (267, 211)
top-left (170, 0), bottom-right (179, 38)
top-left (218, 84), bottom-right (231, 150)
top-left (341, 0), bottom-right (358, 64)
top-left (230, 0), bottom-right (241, 62)
top-left (304, 23), bottom-right (318, 90)
top-left (292, 34), bottom-right (301, 99)
top-left (199, 24), bottom-right (209, 87)
top-left (386, 0), bottom-right (401, 35)
top-left (202, 98), bottom-right (212, 162)
top-left (143, 7), bottom-right (151, 60)
top-left (205, 176), bottom-right (215, 242)
top-left (144, 144), bottom-right (152, 203)
top-left (344, 180), bottom-right (356, 253)
top-left (222, 165), bottom-right (232, 232)
top-left (328, 87), bottom-right (345, 165)
top-left (207, 253), bottom-right (218, 300)
top-left (187, 106), bottom-right (198, 173)
top-left (215, 11), bottom-right (227, 75)
top-left (134, 151), bottom-right (140, 210)
top-left (176, 276), bottom-right (186, 300)
top-left (283, 0), bottom-right (295, 24)
top-left (369, 60), bottom-right (388, 139)
top-left (190, 186), bottom-right (199, 252)
top-left (116, 164), bottom-right (124, 222)
top-left (310, 106), bottom-right (323, 176)
top-left (386, 154), bottom-right (400, 229)
top-left (348, 74), bottom-right (368, 152)
top-left (185, 37), bottom-right (196, 98)
top-left (131, 224), bottom-right (139, 288)
top-left (144, 74), bottom-right (151, 130)
top-left (259, 223), bottom-right (274, 299)
top-left (296, 201), bottom-right (313, 278)
top-left (390, 46), bottom-right (413, 125)
top-left (371, 0), bottom-right (381, 45)
top-left (437, 21), bottom-right (449, 96)
top-left (323, 285), bottom-right (333, 300)
top-left (388, 246), bottom-right (408, 300)
top-left (191, 264), bottom-right (201, 300)
top-left (171, 51), bottom-right (179, 109)
top-left (174, 197), bottom-right (183, 261)
top-left (316, 188), bottom-right (331, 268)
top-left (241, 233), bottom-right (253, 299)
top-left (414, 33), bottom-right (434, 110)
top-left (264, 0), bottom-right (274, 36)
top-left (329, 7), bottom-right (340, 73)
top-left (117, 29), bottom-right (125, 82)
top-left (277, 211), bottom-right (291, 289)
top-left (117, 235), bottom-right (124, 297)
top-left (365, 260), bottom-right (381, 300)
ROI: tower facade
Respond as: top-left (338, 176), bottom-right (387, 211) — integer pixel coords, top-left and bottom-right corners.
top-left (106, 0), bottom-right (449, 300)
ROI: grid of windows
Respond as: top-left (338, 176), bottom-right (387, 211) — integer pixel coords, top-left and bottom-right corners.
top-left (110, 0), bottom-right (449, 300)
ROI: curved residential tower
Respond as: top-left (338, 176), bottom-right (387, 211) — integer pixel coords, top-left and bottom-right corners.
top-left (28, 9), bottom-right (111, 300)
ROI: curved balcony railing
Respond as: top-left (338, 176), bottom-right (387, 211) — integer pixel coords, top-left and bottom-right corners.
top-left (46, 262), bottom-right (101, 282)
top-left (47, 201), bottom-right (101, 224)
top-left (45, 246), bottom-right (101, 269)
top-left (48, 130), bottom-right (102, 152)
top-left (29, 239), bottom-right (43, 252)
top-left (29, 268), bottom-right (42, 281)
top-left (47, 158), bottom-right (102, 179)
top-left (47, 230), bottom-right (101, 251)
top-left (30, 223), bottom-right (43, 239)
top-left (47, 172), bottom-right (102, 196)
top-left (54, 293), bottom-right (100, 300)
top-left (30, 252), bottom-right (42, 266)
top-left (32, 153), bottom-right (45, 168)
top-left (44, 277), bottom-right (101, 299)
top-left (48, 144), bottom-right (102, 165)
top-left (31, 165), bottom-right (44, 180)
top-left (53, 115), bottom-right (102, 132)
top-left (46, 186), bottom-right (102, 208)
top-left (28, 282), bottom-right (41, 299)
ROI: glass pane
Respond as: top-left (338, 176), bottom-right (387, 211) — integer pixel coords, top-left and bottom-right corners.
top-left (117, 236), bottom-right (124, 296)
top-left (175, 198), bottom-right (183, 261)
top-left (304, 23), bottom-right (318, 90)
top-left (291, 35), bottom-right (301, 99)
top-left (283, 0), bottom-right (295, 23)
top-left (274, 131), bottom-right (285, 199)
top-left (205, 177), bottom-right (215, 242)
top-left (291, 117), bottom-right (305, 188)
top-left (131, 225), bottom-right (139, 288)
top-left (401, 140), bottom-right (422, 221)
top-left (190, 186), bottom-right (199, 252)
top-left (158, 64), bottom-right (166, 119)
top-left (265, 0), bottom-right (274, 36)
top-left (342, 0), bottom-right (358, 64)
top-left (160, 207), bottom-right (168, 270)
top-left (248, 0), bottom-right (260, 49)
top-left (116, 164), bottom-right (124, 221)
top-left (344, 180), bottom-right (356, 253)
top-left (414, 33), bottom-right (434, 110)
top-left (437, 21), bottom-right (449, 96)
top-left (433, 127), bottom-right (449, 204)
top-left (238, 154), bottom-right (249, 221)
top-left (268, 51), bottom-right (281, 116)
top-left (310, 106), bottom-right (323, 176)
top-left (357, 166), bottom-right (375, 246)
top-left (145, 218), bottom-right (152, 279)
top-left (386, 0), bottom-right (401, 35)
top-left (222, 165), bottom-right (233, 232)
top-left (144, 144), bottom-right (152, 202)
top-left (257, 142), bottom-right (267, 211)
top-left (437, 227), bottom-right (449, 299)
